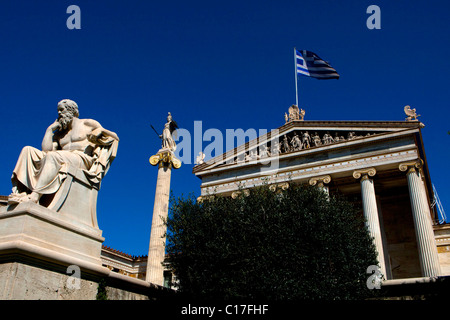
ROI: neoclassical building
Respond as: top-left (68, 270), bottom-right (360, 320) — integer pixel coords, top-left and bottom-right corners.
top-left (193, 105), bottom-right (450, 281)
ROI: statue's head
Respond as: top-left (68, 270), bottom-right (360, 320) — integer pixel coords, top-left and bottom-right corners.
top-left (57, 99), bottom-right (79, 129)
top-left (57, 99), bottom-right (79, 118)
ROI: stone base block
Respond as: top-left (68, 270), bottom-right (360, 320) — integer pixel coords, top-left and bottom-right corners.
top-left (0, 202), bottom-right (112, 299)
top-left (0, 202), bottom-right (175, 300)
top-left (0, 261), bottom-right (99, 300)
top-left (0, 201), bottom-right (104, 267)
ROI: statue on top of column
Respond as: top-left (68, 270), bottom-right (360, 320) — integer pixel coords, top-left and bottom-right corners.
top-left (160, 112), bottom-right (178, 152)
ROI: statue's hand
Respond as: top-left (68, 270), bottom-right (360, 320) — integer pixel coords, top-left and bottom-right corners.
top-left (48, 120), bottom-right (61, 132)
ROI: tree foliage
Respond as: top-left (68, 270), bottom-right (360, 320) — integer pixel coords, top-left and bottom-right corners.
top-left (165, 184), bottom-right (380, 300)
top-left (96, 278), bottom-right (108, 300)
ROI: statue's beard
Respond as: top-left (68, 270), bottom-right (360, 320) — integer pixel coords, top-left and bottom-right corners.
top-left (58, 113), bottom-right (73, 130)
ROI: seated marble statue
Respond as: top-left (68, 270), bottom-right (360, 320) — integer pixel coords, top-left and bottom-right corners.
top-left (8, 99), bottom-right (119, 205)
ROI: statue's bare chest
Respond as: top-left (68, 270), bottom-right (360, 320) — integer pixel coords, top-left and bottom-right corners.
top-left (57, 123), bottom-right (90, 149)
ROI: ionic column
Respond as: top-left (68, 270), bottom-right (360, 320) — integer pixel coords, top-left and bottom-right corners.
top-left (353, 168), bottom-right (387, 278)
top-left (309, 175), bottom-right (331, 195)
top-left (269, 182), bottom-right (290, 193)
top-left (399, 160), bottom-right (441, 277)
top-left (146, 150), bottom-right (181, 285)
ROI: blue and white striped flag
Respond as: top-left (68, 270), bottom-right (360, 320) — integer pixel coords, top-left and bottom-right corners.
top-left (296, 49), bottom-right (339, 79)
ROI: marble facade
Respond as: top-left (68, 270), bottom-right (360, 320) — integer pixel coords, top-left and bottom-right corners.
top-left (193, 107), bottom-right (448, 281)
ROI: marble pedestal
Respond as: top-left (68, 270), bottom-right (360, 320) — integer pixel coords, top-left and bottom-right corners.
top-left (0, 201), bottom-right (108, 299)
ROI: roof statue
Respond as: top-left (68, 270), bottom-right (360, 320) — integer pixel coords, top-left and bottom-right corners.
top-left (286, 105), bottom-right (305, 123)
top-left (404, 105), bottom-right (420, 121)
top-left (299, 108), bottom-right (305, 121)
top-left (196, 152), bottom-right (205, 165)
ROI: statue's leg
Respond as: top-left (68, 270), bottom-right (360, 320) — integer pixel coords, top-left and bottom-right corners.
top-left (31, 151), bottom-right (67, 194)
top-left (9, 146), bottom-right (45, 203)
top-left (9, 149), bottom-right (92, 204)
top-left (12, 150), bottom-right (63, 206)
top-left (33, 150), bottom-right (93, 193)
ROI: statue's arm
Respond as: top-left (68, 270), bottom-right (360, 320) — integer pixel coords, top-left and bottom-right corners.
top-left (42, 120), bottom-right (61, 151)
top-left (85, 119), bottom-right (119, 142)
top-left (101, 128), bottom-right (119, 141)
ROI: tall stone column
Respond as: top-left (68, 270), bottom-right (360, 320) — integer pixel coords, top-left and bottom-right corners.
top-left (353, 168), bottom-right (387, 278)
top-left (399, 160), bottom-right (441, 277)
top-left (146, 150), bottom-right (181, 285)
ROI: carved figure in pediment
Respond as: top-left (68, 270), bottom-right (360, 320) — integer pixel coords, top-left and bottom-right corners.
top-left (290, 133), bottom-right (303, 151)
top-left (236, 153), bottom-right (245, 163)
top-left (271, 141), bottom-right (281, 155)
top-left (259, 144), bottom-right (270, 158)
top-left (312, 132), bottom-right (322, 147)
top-left (334, 132), bottom-right (342, 142)
top-left (282, 135), bottom-right (291, 153)
top-left (322, 133), bottom-right (329, 144)
top-left (249, 149), bottom-right (258, 160)
top-left (322, 132), bottom-right (334, 145)
top-left (302, 131), bottom-right (311, 148)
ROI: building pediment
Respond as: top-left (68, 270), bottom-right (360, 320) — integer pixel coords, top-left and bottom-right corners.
top-left (193, 120), bottom-right (424, 176)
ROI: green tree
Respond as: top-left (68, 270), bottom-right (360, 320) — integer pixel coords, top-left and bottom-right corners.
top-left (96, 278), bottom-right (108, 300)
top-left (165, 184), bottom-right (380, 300)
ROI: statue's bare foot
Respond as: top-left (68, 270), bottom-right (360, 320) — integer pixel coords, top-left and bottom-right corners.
top-left (8, 191), bottom-right (40, 204)
top-left (27, 192), bottom-right (41, 203)
top-left (8, 192), bottom-right (28, 204)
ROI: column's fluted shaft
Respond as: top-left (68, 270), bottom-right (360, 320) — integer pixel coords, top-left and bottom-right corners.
top-left (405, 168), bottom-right (441, 277)
top-left (146, 162), bottom-right (172, 285)
top-left (360, 175), bottom-right (387, 278)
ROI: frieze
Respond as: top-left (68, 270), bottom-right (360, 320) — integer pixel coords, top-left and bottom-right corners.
top-left (201, 149), bottom-right (418, 195)
top-left (222, 129), bottom-right (384, 166)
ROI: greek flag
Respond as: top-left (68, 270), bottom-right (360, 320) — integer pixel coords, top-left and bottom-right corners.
top-left (296, 49), bottom-right (339, 79)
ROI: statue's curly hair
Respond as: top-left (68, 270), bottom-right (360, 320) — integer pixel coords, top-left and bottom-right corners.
top-left (57, 99), bottom-right (79, 118)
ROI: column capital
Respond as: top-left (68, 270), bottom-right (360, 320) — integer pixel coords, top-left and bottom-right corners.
top-left (309, 175), bottom-right (331, 187)
top-left (197, 195), bottom-right (215, 203)
top-left (269, 182), bottom-right (290, 192)
top-left (149, 150), bottom-right (181, 169)
top-left (353, 168), bottom-right (377, 180)
top-left (399, 159), bottom-right (423, 173)
top-left (231, 189), bottom-right (250, 199)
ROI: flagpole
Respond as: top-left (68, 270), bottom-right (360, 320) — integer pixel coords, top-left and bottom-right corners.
top-left (294, 47), bottom-right (298, 106)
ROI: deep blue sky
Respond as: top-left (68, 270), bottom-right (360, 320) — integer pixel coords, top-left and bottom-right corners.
top-left (1, 1), bottom-right (449, 256)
